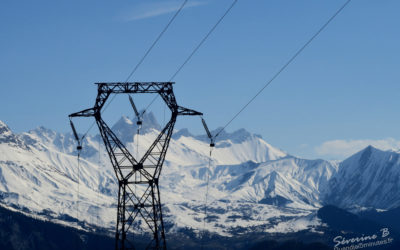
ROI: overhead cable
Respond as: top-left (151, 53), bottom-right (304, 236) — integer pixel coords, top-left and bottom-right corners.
top-left (169, 0), bottom-right (238, 81)
top-left (214, 0), bottom-right (352, 139)
top-left (77, 0), bottom-right (188, 139)
top-left (143, 0), bottom-right (238, 114)
top-left (125, 0), bottom-right (188, 82)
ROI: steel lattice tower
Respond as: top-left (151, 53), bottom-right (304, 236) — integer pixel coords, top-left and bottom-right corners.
top-left (69, 82), bottom-right (202, 249)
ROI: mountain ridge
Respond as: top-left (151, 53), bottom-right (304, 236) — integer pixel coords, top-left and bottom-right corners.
top-left (0, 118), bottom-right (399, 238)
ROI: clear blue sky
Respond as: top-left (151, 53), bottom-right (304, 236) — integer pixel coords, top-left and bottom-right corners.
top-left (1, 0), bottom-right (399, 160)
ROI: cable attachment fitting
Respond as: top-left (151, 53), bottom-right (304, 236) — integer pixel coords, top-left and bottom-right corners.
top-left (69, 119), bottom-right (82, 152)
top-left (201, 117), bottom-right (215, 147)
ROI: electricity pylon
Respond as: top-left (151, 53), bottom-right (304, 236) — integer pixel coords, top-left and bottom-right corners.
top-left (69, 82), bottom-right (202, 249)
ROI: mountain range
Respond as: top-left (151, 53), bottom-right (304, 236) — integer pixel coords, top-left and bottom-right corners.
top-left (1, 113), bottom-right (400, 243)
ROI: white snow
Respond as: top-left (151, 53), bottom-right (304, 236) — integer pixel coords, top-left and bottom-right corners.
top-left (1, 117), bottom-right (395, 237)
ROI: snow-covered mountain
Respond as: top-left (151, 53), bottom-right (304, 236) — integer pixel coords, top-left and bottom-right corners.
top-left (0, 120), bottom-right (117, 228)
top-left (0, 116), bottom-right (399, 237)
top-left (323, 145), bottom-right (400, 210)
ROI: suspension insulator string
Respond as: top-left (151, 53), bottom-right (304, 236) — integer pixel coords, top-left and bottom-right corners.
top-left (69, 117), bottom-right (83, 241)
top-left (201, 117), bottom-right (215, 147)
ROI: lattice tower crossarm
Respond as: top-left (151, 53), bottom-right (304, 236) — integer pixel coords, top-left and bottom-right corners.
top-left (69, 82), bottom-right (202, 250)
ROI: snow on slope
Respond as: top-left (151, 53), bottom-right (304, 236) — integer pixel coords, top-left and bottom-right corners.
top-left (324, 145), bottom-right (400, 210)
top-left (0, 116), bottom-right (338, 235)
top-left (209, 158), bottom-right (338, 209)
top-left (0, 121), bottom-right (117, 229)
top-left (159, 156), bottom-right (337, 234)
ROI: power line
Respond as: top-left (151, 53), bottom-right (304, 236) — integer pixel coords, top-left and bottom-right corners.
top-left (77, 0), bottom-right (188, 139)
top-left (125, 0), bottom-right (188, 82)
top-left (169, 0), bottom-right (238, 82)
top-left (199, 2), bottom-right (351, 242)
top-left (214, 0), bottom-right (352, 139)
top-left (143, 0), bottom-right (238, 114)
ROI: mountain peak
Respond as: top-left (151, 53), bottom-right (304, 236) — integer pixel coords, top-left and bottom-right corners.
top-left (30, 126), bottom-right (57, 138)
top-left (361, 145), bottom-right (378, 154)
top-left (195, 127), bottom-right (255, 145)
top-left (111, 116), bottom-right (136, 144)
top-left (0, 120), bottom-right (12, 136)
top-left (0, 120), bottom-right (28, 149)
top-left (172, 128), bottom-right (193, 140)
top-left (111, 112), bottom-right (161, 144)
top-left (121, 116), bottom-right (133, 125)
top-left (141, 111), bottom-right (162, 132)
top-left (354, 145), bottom-right (390, 164)
top-left (365, 145), bottom-right (374, 150)
top-left (324, 145), bottom-right (400, 209)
